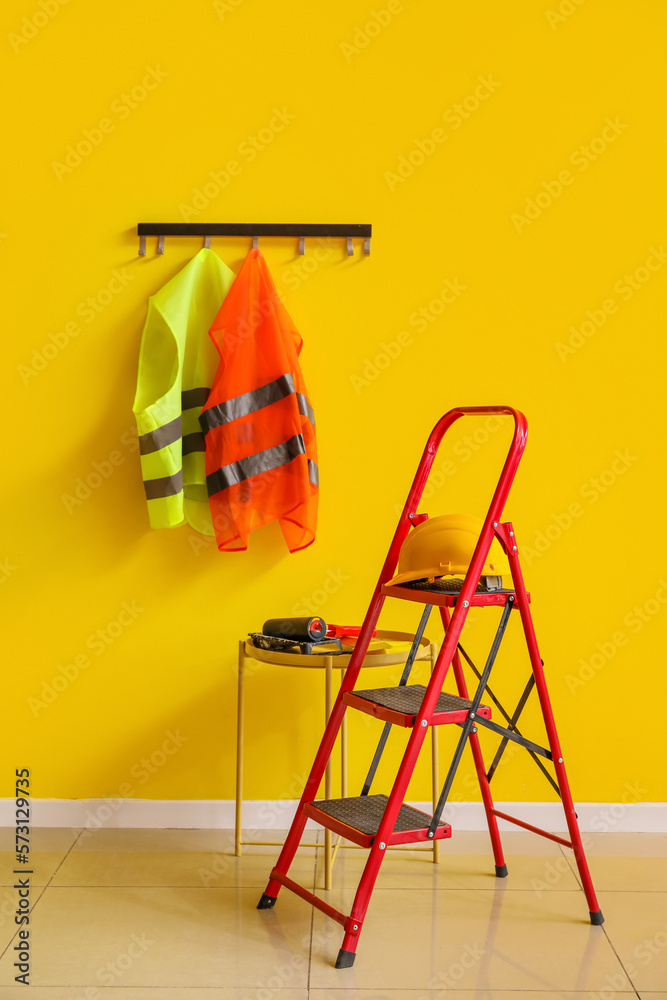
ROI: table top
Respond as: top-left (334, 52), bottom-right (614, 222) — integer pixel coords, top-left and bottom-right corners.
top-left (242, 630), bottom-right (434, 669)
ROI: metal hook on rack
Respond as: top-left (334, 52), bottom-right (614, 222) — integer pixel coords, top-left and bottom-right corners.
top-left (252, 235), bottom-right (259, 249)
top-left (346, 237), bottom-right (354, 257)
top-left (157, 235), bottom-right (165, 254)
top-left (298, 236), bottom-right (305, 255)
top-left (364, 236), bottom-right (371, 256)
top-left (204, 235), bottom-right (211, 249)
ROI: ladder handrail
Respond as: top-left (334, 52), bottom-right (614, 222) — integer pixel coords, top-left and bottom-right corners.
top-left (383, 405), bottom-right (527, 589)
top-left (349, 406), bottom-right (527, 690)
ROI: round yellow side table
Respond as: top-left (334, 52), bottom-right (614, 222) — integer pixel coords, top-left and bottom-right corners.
top-left (235, 630), bottom-right (441, 889)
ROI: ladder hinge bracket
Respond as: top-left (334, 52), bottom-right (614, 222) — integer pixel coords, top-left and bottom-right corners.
top-left (494, 521), bottom-right (518, 559)
top-left (344, 917), bottom-right (362, 935)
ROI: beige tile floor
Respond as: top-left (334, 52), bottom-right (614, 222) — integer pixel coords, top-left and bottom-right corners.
top-left (0, 827), bottom-right (664, 997)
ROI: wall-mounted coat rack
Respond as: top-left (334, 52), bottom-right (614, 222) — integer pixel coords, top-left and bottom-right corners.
top-left (137, 223), bottom-right (372, 257)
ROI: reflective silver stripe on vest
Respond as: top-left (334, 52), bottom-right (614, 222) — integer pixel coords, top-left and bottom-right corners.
top-left (297, 393), bottom-right (316, 426)
top-left (182, 432), bottom-right (206, 455)
top-left (207, 433), bottom-right (316, 497)
top-left (200, 374), bottom-right (315, 435)
top-left (181, 387), bottom-right (210, 410)
top-left (143, 470), bottom-right (183, 500)
top-left (139, 415), bottom-right (182, 456)
top-left (200, 374), bottom-right (293, 434)
top-left (308, 459), bottom-right (319, 487)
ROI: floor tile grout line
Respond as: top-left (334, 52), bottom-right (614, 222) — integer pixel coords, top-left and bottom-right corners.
top-left (0, 826), bottom-right (85, 962)
top-left (555, 838), bottom-right (641, 1000)
top-left (602, 924), bottom-right (642, 1000)
top-left (19, 883), bottom-right (667, 894)
top-left (42, 827), bottom-right (87, 887)
top-left (29, 828), bottom-right (86, 898)
top-left (557, 837), bottom-right (584, 891)
top-left (0, 882), bottom-right (49, 963)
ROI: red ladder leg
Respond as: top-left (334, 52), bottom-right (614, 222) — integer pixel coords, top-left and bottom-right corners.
top-left (502, 523), bottom-right (603, 925)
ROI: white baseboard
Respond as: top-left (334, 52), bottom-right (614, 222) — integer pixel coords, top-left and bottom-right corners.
top-left (1, 799), bottom-right (666, 833)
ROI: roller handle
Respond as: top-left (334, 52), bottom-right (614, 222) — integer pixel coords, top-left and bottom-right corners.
top-left (326, 624), bottom-right (377, 638)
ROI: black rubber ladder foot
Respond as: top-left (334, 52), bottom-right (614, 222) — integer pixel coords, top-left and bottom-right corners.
top-left (335, 948), bottom-right (356, 969)
top-left (257, 893), bottom-right (277, 910)
top-left (495, 863), bottom-right (508, 878)
top-left (590, 909), bottom-right (605, 926)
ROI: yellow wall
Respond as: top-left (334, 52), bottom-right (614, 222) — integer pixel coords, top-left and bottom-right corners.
top-left (4, 0), bottom-right (665, 808)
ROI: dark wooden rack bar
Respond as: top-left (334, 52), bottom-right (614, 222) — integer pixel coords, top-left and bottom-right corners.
top-left (137, 223), bottom-right (372, 256)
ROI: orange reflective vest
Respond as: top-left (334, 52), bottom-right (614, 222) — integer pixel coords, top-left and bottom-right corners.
top-left (199, 249), bottom-right (318, 552)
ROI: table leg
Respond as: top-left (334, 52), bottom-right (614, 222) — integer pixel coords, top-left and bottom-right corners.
top-left (329, 667), bottom-right (347, 874)
top-left (235, 640), bottom-right (245, 857)
top-left (340, 667), bottom-right (347, 799)
top-left (324, 656), bottom-right (333, 890)
top-left (430, 642), bottom-right (440, 864)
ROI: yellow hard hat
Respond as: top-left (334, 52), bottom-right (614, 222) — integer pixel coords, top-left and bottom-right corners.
top-left (386, 513), bottom-right (510, 587)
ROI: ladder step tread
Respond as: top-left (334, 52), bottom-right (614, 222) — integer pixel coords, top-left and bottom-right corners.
top-left (343, 684), bottom-right (491, 726)
top-left (354, 684), bottom-right (489, 717)
top-left (304, 793), bottom-right (452, 847)
top-left (402, 578), bottom-right (501, 594)
top-left (381, 581), bottom-right (528, 608)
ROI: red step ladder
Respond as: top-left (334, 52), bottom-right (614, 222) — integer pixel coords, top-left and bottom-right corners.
top-left (258, 406), bottom-right (604, 968)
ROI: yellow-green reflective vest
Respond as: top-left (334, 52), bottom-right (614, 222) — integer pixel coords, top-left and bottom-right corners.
top-left (132, 249), bottom-right (235, 534)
